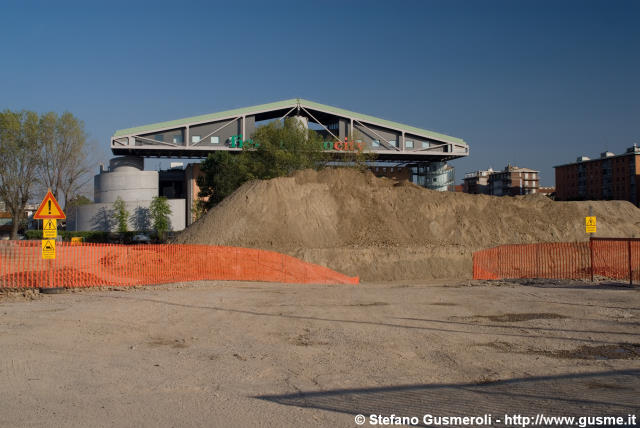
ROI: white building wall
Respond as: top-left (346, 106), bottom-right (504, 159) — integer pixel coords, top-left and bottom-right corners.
top-left (68, 156), bottom-right (186, 232)
top-left (70, 199), bottom-right (185, 232)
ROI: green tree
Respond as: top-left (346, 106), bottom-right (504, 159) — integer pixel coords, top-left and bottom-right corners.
top-left (66, 194), bottom-right (91, 208)
top-left (37, 111), bottom-right (92, 209)
top-left (0, 109), bottom-right (93, 239)
top-left (248, 117), bottom-right (328, 178)
top-left (197, 151), bottom-right (251, 207)
top-left (198, 118), bottom-right (328, 208)
top-left (112, 196), bottom-right (129, 233)
top-left (0, 110), bottom-right (41, 239)
top-left (150, 196), bottom-right (172, 240)
top-left (192, 198), bottom-right (206, 222)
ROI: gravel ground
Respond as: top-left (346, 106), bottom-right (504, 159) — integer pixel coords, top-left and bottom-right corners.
top-left (0, 279), bottom-right (638, 427)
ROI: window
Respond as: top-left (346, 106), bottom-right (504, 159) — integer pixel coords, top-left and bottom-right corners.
top-left (422, 141), bottom-right (429, 149)
top-left (172, 134), bottom-right (183, 144)
top-left (405, 140), bottom-right (414, 149)
top-left (191, 135), bottom-right (201, 143)
top-left (154, 134), bottom-right (164, 142)
top-left (389, 140), bottom-right (397, 147)
top-left (372, 140), bottom-right (380, 148)
top-left (211, 136), bottom-right (219, 144)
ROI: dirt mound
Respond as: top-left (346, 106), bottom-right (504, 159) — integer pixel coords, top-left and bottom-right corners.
top-left (174, 168), bottom-right (640, 281)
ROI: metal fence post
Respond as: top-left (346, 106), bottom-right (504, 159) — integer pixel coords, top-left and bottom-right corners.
top-left (590, 238), bottom-right (594, 282)
top-left (628, 239), bottom-right (632, 286)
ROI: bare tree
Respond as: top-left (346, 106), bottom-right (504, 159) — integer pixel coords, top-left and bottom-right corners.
top-left (0, 110), bottom-right (41, 238)
top-left (38, 112), bottom-right (92, 209)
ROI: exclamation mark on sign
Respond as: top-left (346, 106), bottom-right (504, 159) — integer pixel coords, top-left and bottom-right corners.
top-left (48, 200), bottom-right (51, 215)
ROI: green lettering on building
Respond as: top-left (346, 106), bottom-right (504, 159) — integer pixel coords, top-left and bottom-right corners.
top-left (229, 135), bottom-right (259, 149)
top-left (229, 135), bottom-right (363, 152)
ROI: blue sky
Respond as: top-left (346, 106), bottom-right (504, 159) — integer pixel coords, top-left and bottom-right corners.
top-left (1, 0), bottom-right (638, 186)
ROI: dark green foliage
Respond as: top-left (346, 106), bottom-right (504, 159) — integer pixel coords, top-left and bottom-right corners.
top-left (248, 118), bottom-right (329, 178)
top-left (112, 196), bottom-right (129, 233)
top-left (191, 198), bottom-right (206, 222)
top-left (24, 230), bottom-right (43, 240)
top-left (66, 195), bottom-right (91, 208)
top-left (198, 118), bottom-right (328, 208)
top-left (149, 196), bottom-right (172, 240)
top-left (25, 230), bottom-right (110, 242)
top-left (24, 230), bottom-right (175, 244)
top-left (197, 151), bottom-right (251, 208)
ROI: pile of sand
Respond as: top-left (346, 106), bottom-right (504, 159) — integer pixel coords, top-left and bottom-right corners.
top-left (174, 168), bottom-right (640, 281)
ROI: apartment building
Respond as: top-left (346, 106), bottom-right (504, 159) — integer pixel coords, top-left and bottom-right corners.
top-left (555, 145), bottom-right (640, 205)
top-left (463, 168), bottom-right (493, 194)
top-left (463, 165), bottom-right (540, 196)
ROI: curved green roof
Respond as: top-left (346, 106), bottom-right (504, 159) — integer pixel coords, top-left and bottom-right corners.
top-left (113, 98), bottom-right (465, 145)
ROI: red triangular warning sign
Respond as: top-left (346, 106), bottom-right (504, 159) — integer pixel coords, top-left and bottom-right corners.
top-left (34, 190), bottom-right (66, 220)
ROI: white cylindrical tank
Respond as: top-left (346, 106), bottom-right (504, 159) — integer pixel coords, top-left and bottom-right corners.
top-left (109, 156), bottom-right (144, 171)
top-left (291, 115), bottom-right (308, 129)
top-left (94, 156), bottom-right (158, 203)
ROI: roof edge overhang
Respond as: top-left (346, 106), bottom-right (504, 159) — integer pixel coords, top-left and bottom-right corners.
top-left (113, 98), bottom-right (466, 146)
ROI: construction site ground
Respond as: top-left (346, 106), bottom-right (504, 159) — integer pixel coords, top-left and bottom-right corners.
top-left (1, 279), bottom-right (638, 427)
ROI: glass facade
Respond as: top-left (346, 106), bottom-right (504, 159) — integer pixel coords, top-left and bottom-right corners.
top-left (410, 162), bottom-right (455, 191)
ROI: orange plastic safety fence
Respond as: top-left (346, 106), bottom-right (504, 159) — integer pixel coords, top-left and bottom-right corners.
top-left (473, 239), bottom-right (640, 282)
top-left (591, 239), bottom-right (640, 282)
top-left (0, 241), bottom-right (358, 288)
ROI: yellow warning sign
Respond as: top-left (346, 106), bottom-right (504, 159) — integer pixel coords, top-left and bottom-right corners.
top-left (42, 239), bottom-right (56, 259)
top-left (43, 219), bottom-right (57, 239)
top-left (71, 237), bottom-right (83, 245)
top-left (586, 216), bottom-right (597, 233)
top-left (33, 190), bottom-right (66, 220)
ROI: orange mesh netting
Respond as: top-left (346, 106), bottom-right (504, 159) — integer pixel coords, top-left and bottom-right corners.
top-left (0, 242), bottom-right (358, 288)
top-left (473, 239), bottom-right (639, 282)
